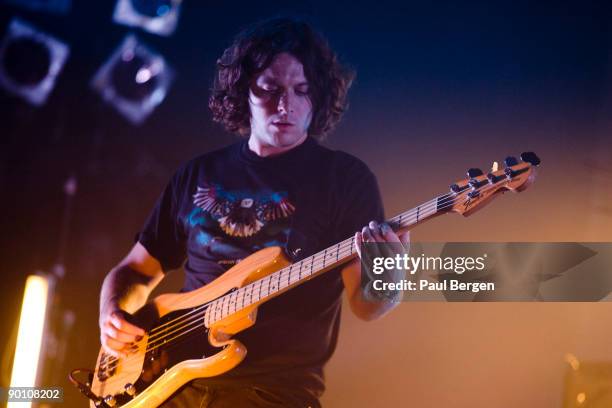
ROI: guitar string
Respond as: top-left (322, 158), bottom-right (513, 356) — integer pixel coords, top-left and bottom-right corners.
top-left (101, 185), bottom-right (487, 370)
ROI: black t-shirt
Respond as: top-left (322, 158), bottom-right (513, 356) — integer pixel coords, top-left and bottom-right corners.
top-left (137, 136), bottom-right (384, 394)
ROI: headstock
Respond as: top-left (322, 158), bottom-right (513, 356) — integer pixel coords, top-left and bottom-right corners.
top-left (447, 151), bottom-right (540, 217)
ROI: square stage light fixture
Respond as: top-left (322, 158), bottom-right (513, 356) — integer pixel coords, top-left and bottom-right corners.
top-left (113, 0), bottom-right (182, 37)
top-left (1, 0), bottom-right (71, 14)
top-left (0, 19), bottom-right (69, 106)
top-left (91, 34), bottom-right (174, 125)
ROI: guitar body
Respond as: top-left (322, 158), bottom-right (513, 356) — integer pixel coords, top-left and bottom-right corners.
top-left (89, 246), bottom-right (291, 408)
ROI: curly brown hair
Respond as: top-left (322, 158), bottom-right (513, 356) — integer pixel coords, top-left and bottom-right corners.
top-left (208, 17), bottom-right (355, 139)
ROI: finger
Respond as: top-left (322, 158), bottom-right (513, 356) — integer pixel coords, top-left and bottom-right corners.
top-left (357, 229), bottom-right (376, 267)
top-left (101, 345), bottom-right (123, 359)
top-left (362, 226), bottom-right (373, 243)
top-left (368, 221), bottom-right (384, 241)
top-left (110, 312), bottom-right (145, 336)
top-left (104, 321), bottom-right (140, 343)
top-left (354, 232), bottom-right (362, 258)
top-left (380, 223), bottom-right (402, 243)
top-left (100, 334), bottom-right (129, 358)
top-left (399, 230), bottom-right (411, 253)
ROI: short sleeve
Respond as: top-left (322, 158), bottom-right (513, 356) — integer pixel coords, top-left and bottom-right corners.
top-left (333, 157), bottom-right (385, 240)
top-left (136, 171), bottom-right (187, 272)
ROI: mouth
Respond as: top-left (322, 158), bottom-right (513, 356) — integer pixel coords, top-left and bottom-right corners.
top-left (272, 121), bottom-right (294, 127)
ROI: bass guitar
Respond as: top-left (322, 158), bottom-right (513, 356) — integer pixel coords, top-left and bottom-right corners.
top-left (72, 152), bottom-right (540, 407)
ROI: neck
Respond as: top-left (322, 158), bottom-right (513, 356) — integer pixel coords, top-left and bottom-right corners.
top-left (247, 133), bottom-right (308, 158)
top-left (202, 192), bottom-right (453, 327)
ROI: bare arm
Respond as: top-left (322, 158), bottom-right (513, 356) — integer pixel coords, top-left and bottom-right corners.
top-left (99, 242), bottom-right (165, 357)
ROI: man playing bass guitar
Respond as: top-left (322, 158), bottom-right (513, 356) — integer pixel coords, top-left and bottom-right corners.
top-left (98, 17), bottom-right (409, 408)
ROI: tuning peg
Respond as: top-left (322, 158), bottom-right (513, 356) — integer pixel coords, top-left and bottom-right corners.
top-left (487, 173), bottom-right (500, 184)
top-left (520, 151), bottom-right (541, 166)
top-left (450, 183), bottom-right (461, 193)
top-left (504, 156), bottom-right (519, 167)
top-left (467, 168), bottom-right (483, 178)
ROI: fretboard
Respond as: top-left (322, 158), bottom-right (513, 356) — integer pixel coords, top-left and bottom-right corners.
top-left (203, 193), bottom-right (452, 327)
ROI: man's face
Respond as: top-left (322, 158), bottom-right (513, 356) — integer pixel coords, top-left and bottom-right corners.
top-left (248, 52), bottom-right (313, 150)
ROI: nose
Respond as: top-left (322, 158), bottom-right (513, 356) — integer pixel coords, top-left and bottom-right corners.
top-left (277, 91), bottom-right (293, 115)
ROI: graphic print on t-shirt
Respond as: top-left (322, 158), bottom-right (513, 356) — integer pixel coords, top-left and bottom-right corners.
top-left (186, 182), bottom-right (295, 268)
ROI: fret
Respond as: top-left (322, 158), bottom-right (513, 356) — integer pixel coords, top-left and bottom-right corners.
top-left (204, 307), bottom-right (210, 327)
top-left (237, 289), bottom-right (244, 310)
top-left (255, 281), bottom-right (262, 302)
top-left (280, 268), bottom-right (289, 289)
top-left (222, 295), bottom-right (229, 317)
top-left (269, 274), bottom-right (278, 294)
top-left (264, 276), bottom-right (271, 297)
top-left (214, 300), bottom-right (221, 321)
top-left (288, 264), bottom-right (295, 284)
top-left (278, 269), bottom-right (284, 288)
top-left (229, 291), bottom-right (236, 314)
top-left (247, 284), bottom-right (254, 304)
top-left (322, 248), bottom-right (327, 268)
top-left (243, 286), bottom-right (249, 305)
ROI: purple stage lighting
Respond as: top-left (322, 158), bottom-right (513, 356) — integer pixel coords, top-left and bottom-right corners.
top-left (91, 34), bottom-right (174, 125)
top-left (113, 0), bottom-right (182, 37)
top-left (0, 18), bottom-right (69, 106)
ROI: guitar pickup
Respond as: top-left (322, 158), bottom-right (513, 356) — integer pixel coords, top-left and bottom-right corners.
top-left (97, 353), bottom-right (117, 381)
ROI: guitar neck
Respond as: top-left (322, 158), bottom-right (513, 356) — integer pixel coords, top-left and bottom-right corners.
top-left (203, 193), bottom-right (451, 327)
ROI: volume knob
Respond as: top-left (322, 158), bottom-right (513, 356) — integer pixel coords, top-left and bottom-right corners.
top-left (104, 395), bottom-right (117, 407)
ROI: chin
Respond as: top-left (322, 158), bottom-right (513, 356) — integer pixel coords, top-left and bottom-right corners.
top-left (269, 131), bottom-right (302, 147)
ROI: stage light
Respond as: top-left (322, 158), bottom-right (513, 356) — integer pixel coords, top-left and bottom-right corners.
top-left (91, 34), bottom-right (174, 125)
top-left (1, 0), bottom-right (71, 14)
top-left (0, 19), bottom-right (69, 106)
top-left (113, 0), bottom-right (182, 37)
top-left (7, 274), bottom-right (50, 408)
